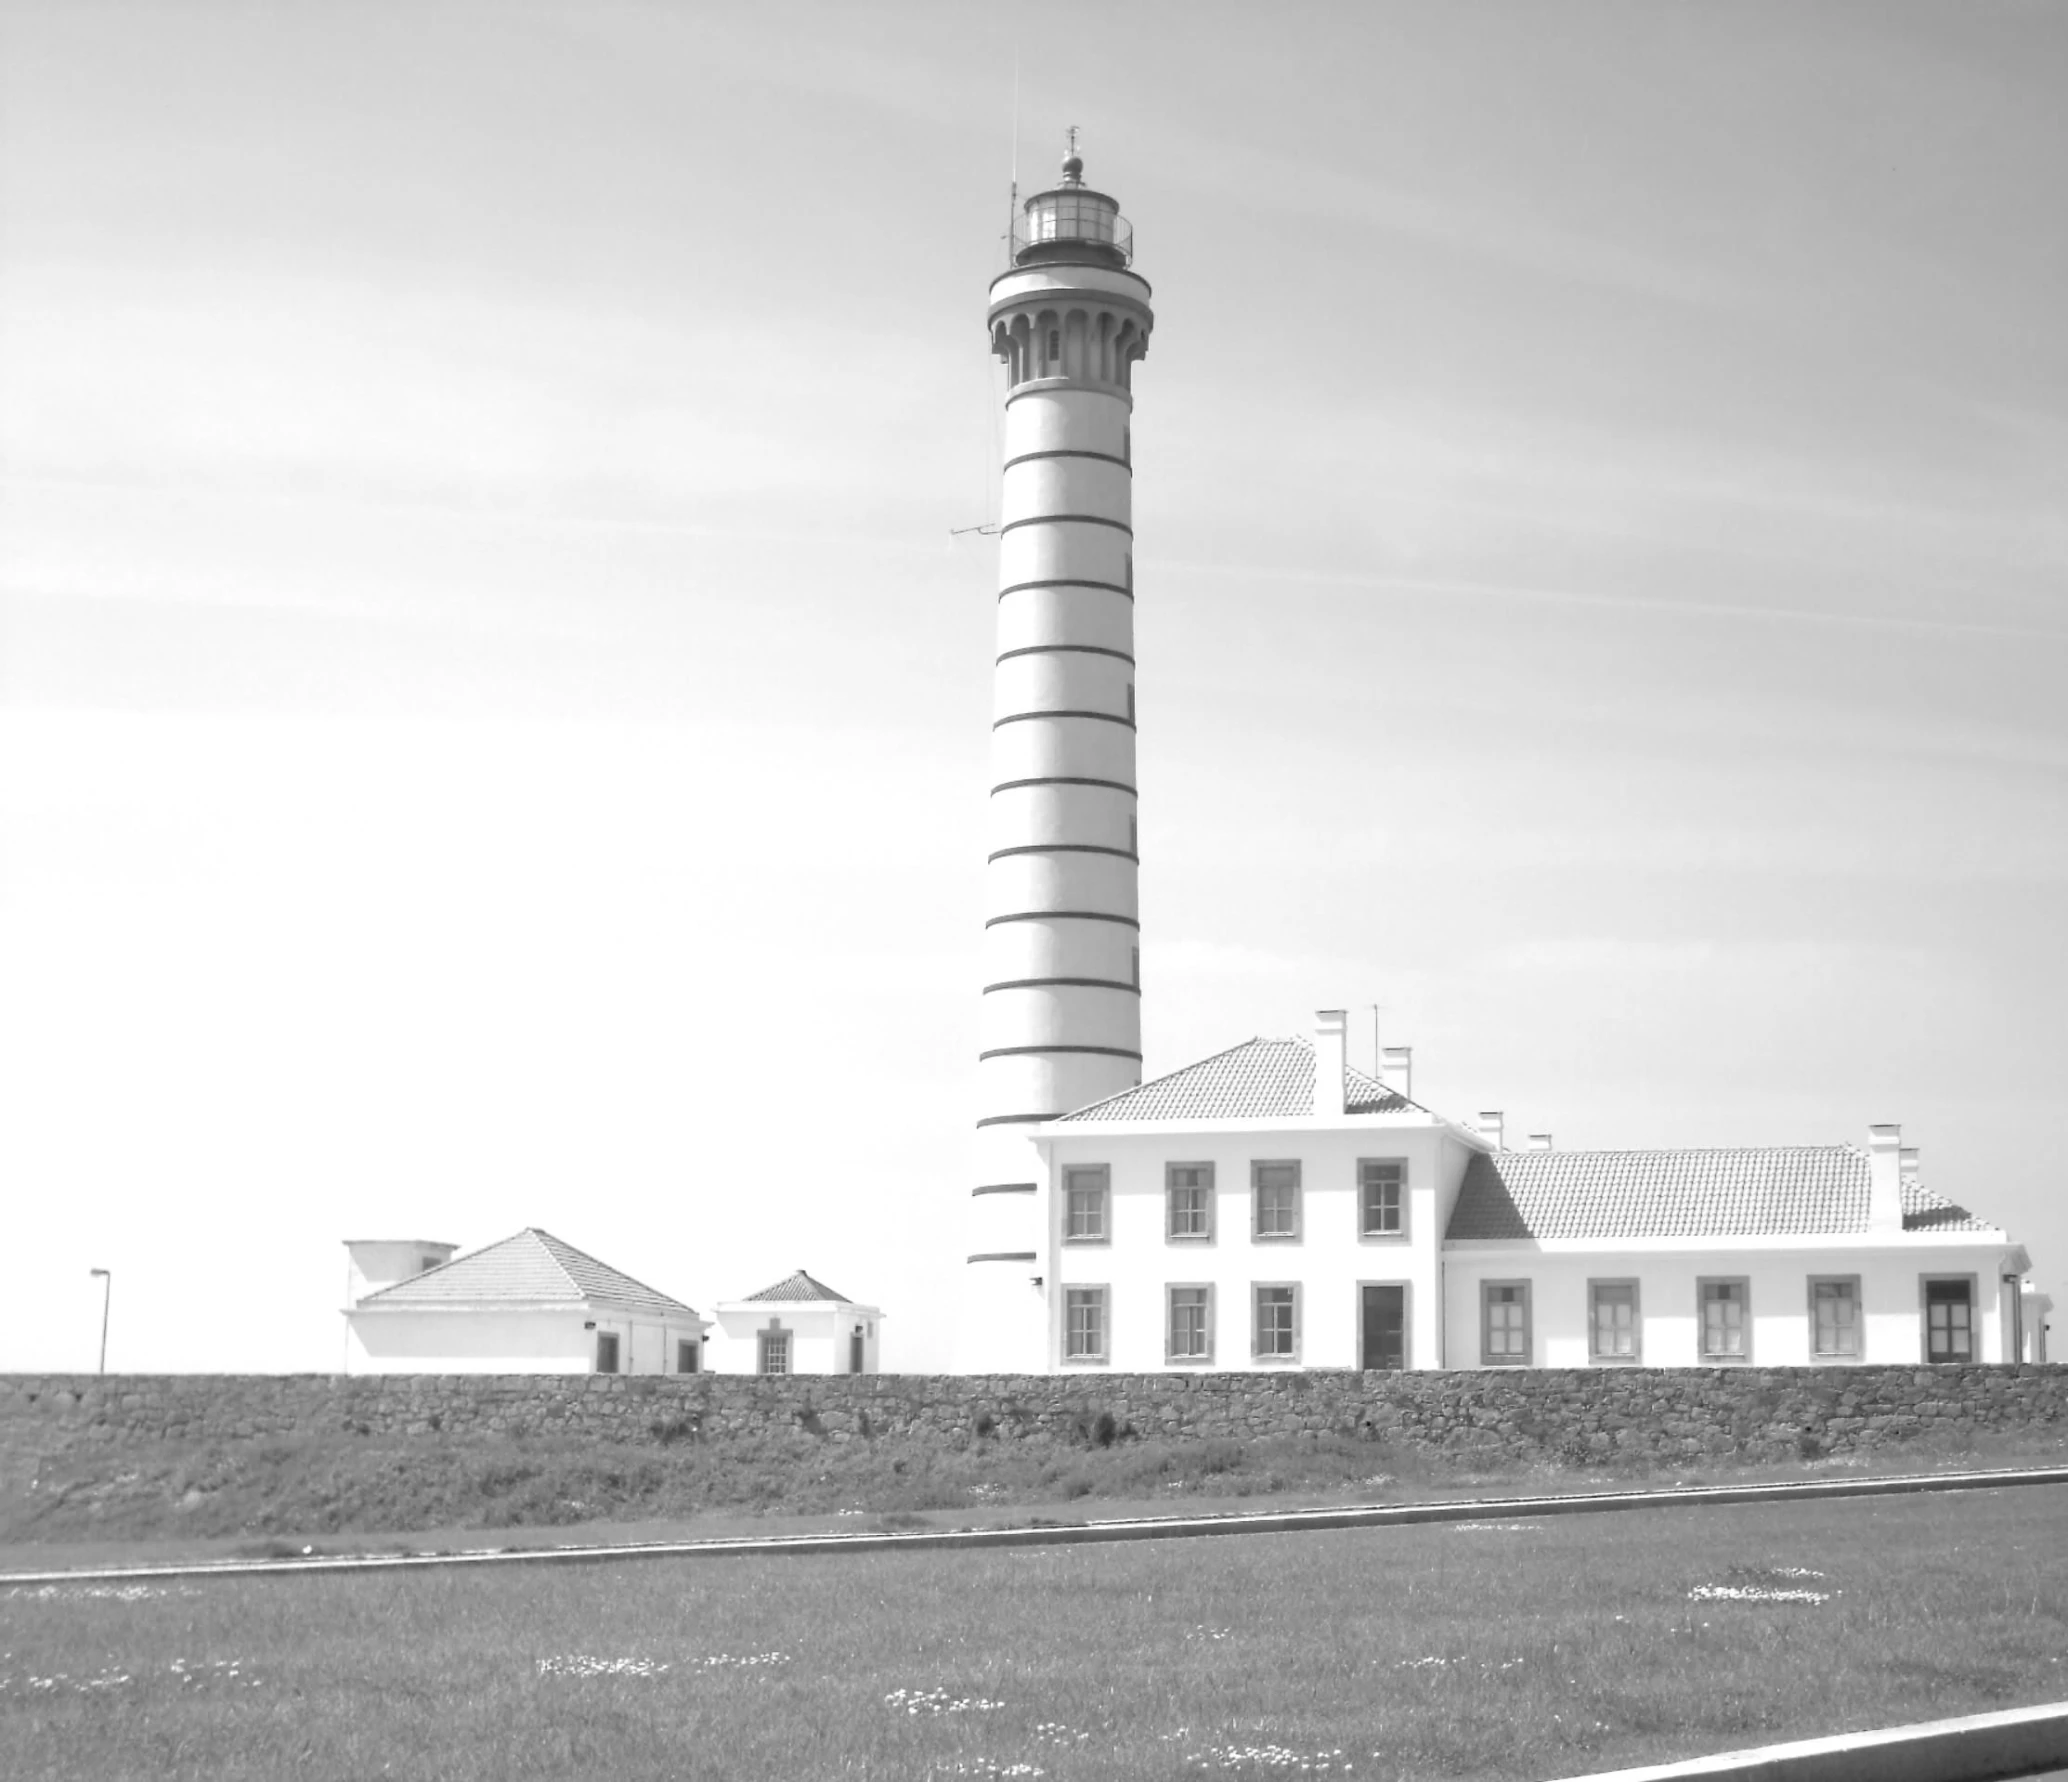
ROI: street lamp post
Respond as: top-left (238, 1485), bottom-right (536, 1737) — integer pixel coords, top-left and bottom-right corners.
top-left (89, 1268), bottom-right (111, 1374)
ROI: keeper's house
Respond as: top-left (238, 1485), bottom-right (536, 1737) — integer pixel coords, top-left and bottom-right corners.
top-left (1026, 1011), bottom-right (2035, 1373)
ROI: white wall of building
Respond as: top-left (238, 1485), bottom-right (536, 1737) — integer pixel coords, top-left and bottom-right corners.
top-left (709, 1302), bottom-right (883, 1375)
top-left (345, 1307), bottom-right (709, 1375)
top-left (1443, 1241), bottom-right (2027, 1369)
top-left (1038, 1118), bottom-right (1476, 1372)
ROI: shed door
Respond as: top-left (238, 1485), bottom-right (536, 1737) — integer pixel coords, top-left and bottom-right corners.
top-left (1361, 1285), bottom-right (1406, 1371)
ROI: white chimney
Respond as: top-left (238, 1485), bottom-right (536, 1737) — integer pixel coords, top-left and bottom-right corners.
top-left (1527, 1132), bottom-right (1554, 1151)
top-left (1379, 1044), bottom-right (1413, 1102)
top-left (1314, 1009), bottom-right (1348, 1118)
top-left (1478, 1110), bottom-right (1505, 1151)
top-left (1867, 1123), bottom-right (1904, 1233)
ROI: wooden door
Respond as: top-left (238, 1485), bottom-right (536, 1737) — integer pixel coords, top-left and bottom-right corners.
top-left (1361, 1285), bottom-right (1405, 1371)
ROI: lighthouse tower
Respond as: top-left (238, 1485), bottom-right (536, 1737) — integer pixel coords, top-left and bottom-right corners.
top-left (961, 145), bottom-right (1154, 1373)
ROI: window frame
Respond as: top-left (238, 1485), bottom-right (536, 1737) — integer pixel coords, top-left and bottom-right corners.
top-left (1695, 1276), bottom-right (1752, 1365)
top-left (1063, 1285), bottom-right (1110, 1365)
top-left (1251, 1281), bottom-right (1301, 1363)
top-left (1357, 1156), bottom-right (1410, 1242)
top-left (1807, 1275), bottom-right (1864, 1361)
top-left (1164, 1161), bottom-right (1215, 1243)
top-left (1165, 1282), bottom-right (1214, 1365)
top-left (1919, 1273), bottom-right (1979, 1365)
top-left (1587, 1278), bottom-right (1643, 1365)
top-left (1251, 1159), bottom-right (1302, 1242)
top-left (1480, 1280), bottom-right (1532, 1367)
top-left (1062, 1164), bottom-right (1111, 1246)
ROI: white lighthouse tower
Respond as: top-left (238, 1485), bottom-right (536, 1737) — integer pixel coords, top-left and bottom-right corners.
top-left (961, 143), bottom-right (1154, 1373)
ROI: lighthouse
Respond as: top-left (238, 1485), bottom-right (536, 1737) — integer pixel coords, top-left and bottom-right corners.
top-left (961, 145), bottom-right (1154, 1373)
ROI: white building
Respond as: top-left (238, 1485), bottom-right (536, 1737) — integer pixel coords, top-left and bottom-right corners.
top-left (1015, 1014), bottom-right (2033, 1373)
top-left (710, 1271), bottom-right (884, 1376)
top-left (343, 1228), bottom-right (710, 1375)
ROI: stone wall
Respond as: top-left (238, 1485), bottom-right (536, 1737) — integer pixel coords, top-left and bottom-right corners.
top-left (2, 1366), bottom-right (2064, 1474)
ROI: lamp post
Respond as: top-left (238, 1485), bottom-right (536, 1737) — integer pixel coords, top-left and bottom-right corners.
top-left (89, 1268), bottom-right (111, 1374)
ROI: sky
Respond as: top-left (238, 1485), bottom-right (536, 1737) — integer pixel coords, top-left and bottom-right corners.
top-left (2, 1), bottom-right (2064, 1373)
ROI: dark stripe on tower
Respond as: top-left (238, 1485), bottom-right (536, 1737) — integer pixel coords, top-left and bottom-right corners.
top-left (979, 1045), bottom-right (1143, 1061)
top-left (982, 977), bottom-right (1142, 995)
top-left (996, 644), bottom-right (1135, 665)
top-left (991, 776), bottom-right (1135, 796)
top-left (1003, 449), bottom-right (1132, 471)
top-left (997, 514), bottom-right (1133, 537)
top-left (971, 1182), bottom-right (1038, 1196)
top-left (984, 910), bottom-right (1140, 928)
top-left (966, 1251), bottom-right (1039, 1262)
top-left (993, 710), bottom-right (1134, 731)
top-left (998, 579), bottom-right (1132, 601)
top-left (988, 844), bottom-right (1138, 862)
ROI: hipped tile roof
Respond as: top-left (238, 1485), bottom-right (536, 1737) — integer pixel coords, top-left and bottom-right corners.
top-left (1445, 1147), bottom-right (2000, 1242)
top-left (743, 1270), bottom-right (852, 1304)
top-left (1054, 1037), bottom-right (1416, 1124)
top-left (357, 1228), bottom-right (700, 1318)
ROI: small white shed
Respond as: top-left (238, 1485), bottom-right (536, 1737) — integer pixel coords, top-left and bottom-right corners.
top-left (711, 1270), bottom-right (883, 1375)
top-left (343, 1228), bottom-right (710, 1375)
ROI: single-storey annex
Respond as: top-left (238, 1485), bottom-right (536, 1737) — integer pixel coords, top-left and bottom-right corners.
top-left (343, 1228), bottom-right (711, 1376)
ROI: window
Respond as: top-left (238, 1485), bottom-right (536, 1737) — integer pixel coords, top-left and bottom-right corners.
top-left (1126, 683), bottom-right (1135, 725)
top-left (1167, 1285), bottom-right (1212, 1362)
top-left (1589, 1280), bottom-right (1641, 1363)
top-left (1698, 1279), bottom-right (1750, 1363)
top-left (1063, 1165), bottom-right (1109, 1243)
top-left (1252, 1161), bottom-right (1301, 1240)
top-left (676, 1338), bottom-right (700, 1374)
top-left (1128, 816), bottom-right (1138, 856)
top-left (1064, 1287), bottom-right (1108, 1363)
top-left (1253, 1284), bottom-right (1299, 1361)
top-left (1810, 1277), bottom-right (1862, 1359)
top-left (594, 1331), bottom-right (620, 1374)
top-left (758, 1325), bottom-right (791, 1375)
top-left (1359, 1158), bottom-right (1407, 1238)
top-left (1481, 1281), bottom-right (1531, 1365)
top-left (1166, 1163), bottom-right (1214, 1241)
top-left (1131, 945), bottom-right (1140, 987)
top-left (1125, 552), bottom-right (1133, 593)
top-left (1923, 1277), bottom-right (1975, 1363)
top-left (1047, 328), bottom-right (1060, 366)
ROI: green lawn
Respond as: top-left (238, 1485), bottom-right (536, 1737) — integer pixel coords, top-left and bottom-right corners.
top-left (4, 1485), bottom-right (2064, 1781)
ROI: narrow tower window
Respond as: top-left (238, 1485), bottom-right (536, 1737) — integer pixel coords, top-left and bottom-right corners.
top-left (1126, 684), bottom-right (1135, 724)
top-left (1048, 328), bottom-right (1061, 368)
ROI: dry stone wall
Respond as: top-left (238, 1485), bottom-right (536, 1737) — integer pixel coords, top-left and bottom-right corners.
top-left (2, 1367), bottom-right (2064, 1474)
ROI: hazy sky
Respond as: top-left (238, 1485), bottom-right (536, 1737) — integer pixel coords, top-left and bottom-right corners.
top-left (3, 2), bottom-right (2064, 1372)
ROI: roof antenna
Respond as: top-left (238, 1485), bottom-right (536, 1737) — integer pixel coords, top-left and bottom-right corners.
top-left (1006, 47), bottom-right (1021, 264)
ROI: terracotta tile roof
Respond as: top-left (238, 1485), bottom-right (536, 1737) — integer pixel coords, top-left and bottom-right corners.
top-left (1053, 1037), bottom-right (1416, 1123)
top-left (357, 1228), bottom-right (700, 1318)
top-left (1445, 1147), bottom-right (2002, 1241)
top-left (743, 1269), bottom-right (852, 1304)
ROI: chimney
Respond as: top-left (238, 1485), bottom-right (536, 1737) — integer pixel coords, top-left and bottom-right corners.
top-left (1313, 1009), bottom-right (1348, 1118)
top-left (1527, 1132), bottom-right (1554, 1151)
top-left (1867, 1122), bottom-right (1904, 1233)
top-left (1478, 1110), bottom-right (1505, 1151)
top-left (1379, 1044), bottom-right (1413, 1102)
top-left (1900, 1146), bottom-right (1920, 1185)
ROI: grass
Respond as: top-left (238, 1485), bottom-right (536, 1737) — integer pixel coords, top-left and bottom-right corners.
top-left (9, 1419), bottom-right (2065, 1571)
top-left (3, 1484), bottom-right (2065, 1780)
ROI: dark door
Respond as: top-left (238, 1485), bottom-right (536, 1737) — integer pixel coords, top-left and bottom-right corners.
top-left (850, 1328), bottom-right (865, 1374)
top-left (1925, 1280), bottom-right (1973, 1362)
top-left (1361, 1285), bottom-right (1405, 1371)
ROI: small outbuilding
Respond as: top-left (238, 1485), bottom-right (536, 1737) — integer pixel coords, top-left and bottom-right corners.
top-left (343, 1228), bottom-right (710, 1375)
top-left (710, 1270), bottom-right (884, 1375)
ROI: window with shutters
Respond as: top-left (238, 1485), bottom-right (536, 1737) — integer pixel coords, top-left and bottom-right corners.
top-left (1481, 1281), bottom-right (1531, 1366)
top-left (1697, 1278), bottom-right (1750, 1363)
top-left (1252, 1161), bottom-right (1301, 1240)
top-left (1588, 1280), bottom-right (1641, 1363)
top-left (1062, 1165), bottom-right (1109, 1243)
top-left (1809, 1277), bottom-right (1862, 1359)
top-left (1922, 1276), bottom-right (1976, 1363)
top-left (1166, 1162), bottom-right (1214, 1241)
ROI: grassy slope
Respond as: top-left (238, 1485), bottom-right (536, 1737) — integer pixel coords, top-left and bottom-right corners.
top-left (9, 1419), bottom-right (2067, 1561)
top-left (4, 1485), bottom-right (2066, 1781)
